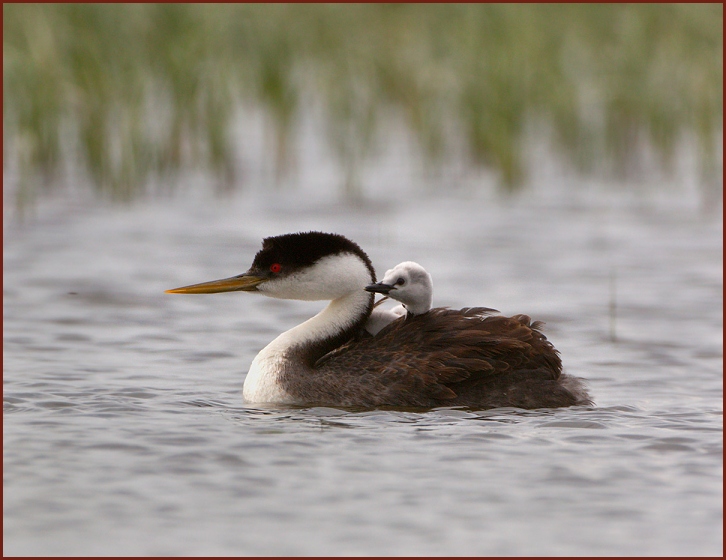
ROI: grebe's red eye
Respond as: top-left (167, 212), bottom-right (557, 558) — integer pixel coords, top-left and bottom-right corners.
top-left (270, 263), bottom-right (282, 274)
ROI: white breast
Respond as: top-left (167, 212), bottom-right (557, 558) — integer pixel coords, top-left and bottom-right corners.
top-left (242, 349), bottom-right (296, 404)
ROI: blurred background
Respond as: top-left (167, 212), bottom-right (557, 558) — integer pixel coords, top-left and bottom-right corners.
top-left (3, 3), bottom-right (723, 208)
top-left (4, 5), bottom-right (723, 556)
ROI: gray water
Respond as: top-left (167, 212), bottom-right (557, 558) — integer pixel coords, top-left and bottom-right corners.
top-left (3, 181), bottom-right (723, 555)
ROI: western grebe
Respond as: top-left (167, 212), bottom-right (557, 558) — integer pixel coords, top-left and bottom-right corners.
top-left (364, 261), bottom-right (433, 335)
top-left (166, 231), bottom-right (592, 409)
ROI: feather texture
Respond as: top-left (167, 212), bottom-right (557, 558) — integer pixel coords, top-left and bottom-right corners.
top-left (300, 307), bottom-right (592, 409)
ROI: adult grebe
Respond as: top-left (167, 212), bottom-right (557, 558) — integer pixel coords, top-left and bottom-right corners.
top-left (166, 231), bottom-right (592, 409)
top-left (364, 261), bottom-right (433, 335)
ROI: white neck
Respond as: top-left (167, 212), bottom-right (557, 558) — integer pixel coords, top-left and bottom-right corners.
top-left (243, 252), bottom-right (373, 404)
top-left (243, 289), bottom-right (370, 403)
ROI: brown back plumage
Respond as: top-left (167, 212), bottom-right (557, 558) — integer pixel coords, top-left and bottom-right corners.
top-left (310, 307), bottom-right (591, 409)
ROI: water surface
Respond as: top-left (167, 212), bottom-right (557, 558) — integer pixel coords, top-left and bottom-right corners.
top-left (4, 185), bottom-right (723, 555)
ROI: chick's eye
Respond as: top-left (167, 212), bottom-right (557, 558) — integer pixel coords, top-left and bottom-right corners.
top-left (270, 263), bottom-right (282, 274)
top-left (395, 277), bottom-right (405, 286)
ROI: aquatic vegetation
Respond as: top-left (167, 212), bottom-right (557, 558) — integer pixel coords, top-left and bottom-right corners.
top-left (3, 4), bottom-right (722, 200)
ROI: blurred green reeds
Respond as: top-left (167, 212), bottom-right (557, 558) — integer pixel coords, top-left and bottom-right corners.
top-left (3, 3), bottom-right (723, 201)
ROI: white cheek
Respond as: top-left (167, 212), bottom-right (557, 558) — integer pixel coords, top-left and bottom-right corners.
top-left (257, 272), bottom-right (312, 299)
top-left (257, 253), bottom-right (371, 301)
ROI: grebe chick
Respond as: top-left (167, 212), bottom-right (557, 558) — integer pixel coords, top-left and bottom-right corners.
top-left (364, 261), bottom-right (433, 335)
top-left (367, 261), bottom-right (433, 316)
top-left (166, 231), bottom-right (592, 410)
top-left (365, 298), bottom-right (407, 336)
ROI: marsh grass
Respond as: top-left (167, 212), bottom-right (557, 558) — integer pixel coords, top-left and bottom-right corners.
top-left (3, 4), bottom-right (722, 201)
